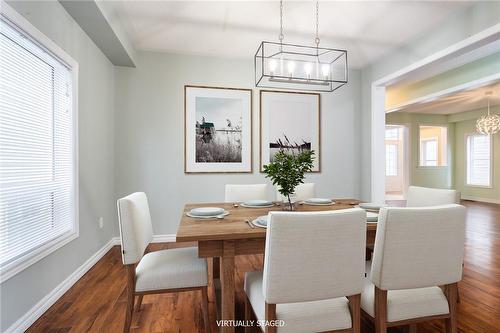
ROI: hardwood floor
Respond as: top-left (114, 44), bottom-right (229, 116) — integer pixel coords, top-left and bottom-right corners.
top-left (27, 201), bottom-right (500, 333)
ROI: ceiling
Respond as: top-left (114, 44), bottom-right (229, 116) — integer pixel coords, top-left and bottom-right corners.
top-left (104, 1), bottom-right (472, 69)
top-left (392, 80), bottom-right (500, 115)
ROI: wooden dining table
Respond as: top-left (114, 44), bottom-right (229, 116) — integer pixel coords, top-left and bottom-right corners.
top-left (176, 199), bottom-right (377, 333)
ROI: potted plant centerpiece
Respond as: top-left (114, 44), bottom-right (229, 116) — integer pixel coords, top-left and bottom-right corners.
top-left (263, 149), bottom-right (315, 211)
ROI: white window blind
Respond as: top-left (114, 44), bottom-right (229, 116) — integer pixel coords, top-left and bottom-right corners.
top-left (0, 15), bottom-right (76, 279)
top-left (467, 134), bottom-right (491, 187)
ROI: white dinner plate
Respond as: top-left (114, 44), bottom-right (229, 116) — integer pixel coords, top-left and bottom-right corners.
top-left (189, 207), bottom-right (224, 217)
top-left (186, 210), bottom-right (229, 219)
top-left (250, 215), bottom-right (268, 228)
top-left (241, 200), bottom-right (274, 208)
top-left (305, 198), bottom-right (333, 204)
top-left (240, 201), bottom-right (274, 208)
top-left (359, 203), bottom-right (387, 211)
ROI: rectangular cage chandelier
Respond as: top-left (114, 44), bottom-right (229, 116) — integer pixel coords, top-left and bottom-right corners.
top-left (254, 41), bottom-right (348, 92)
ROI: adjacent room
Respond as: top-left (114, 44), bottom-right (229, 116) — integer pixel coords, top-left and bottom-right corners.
top-left (0, 1), bottom-right (499, 333)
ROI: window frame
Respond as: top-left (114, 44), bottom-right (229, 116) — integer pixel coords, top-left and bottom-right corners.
top-left (421, 137), bottom-right (438, 167)
top-left (465, 133), bottom-right (493, 189)
top-left (417, 124), bottom-right (448, 169)
top-left (0, 3), bottom-right (79, 283)
top-left (385, 143), bottom-right (398, 176)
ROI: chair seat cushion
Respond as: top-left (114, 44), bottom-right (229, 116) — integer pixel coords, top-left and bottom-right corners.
top-left (135, 247), bottom-right (207, 292)
top-left (361, 278), bottom-right (449, 322)
top-left (244, 271), bottom-right (352, 332)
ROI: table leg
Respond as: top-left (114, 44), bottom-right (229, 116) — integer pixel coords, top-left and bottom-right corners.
top-left (213, 257), bottom-right (220, 279)
top-left (220, 241), bottom-right (235, 333)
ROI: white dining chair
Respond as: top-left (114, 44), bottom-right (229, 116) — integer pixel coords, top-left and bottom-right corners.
top-left (362, 204), bottom-right (466, 333)
top-left (224, 184), bottom-right (268, 203)
top-left (275, 182), bottom-right (316, 202)
top-left (406, 186), bottom-right (460, 207)
top-left (117, 192), bottom-right (210, 333)
top-left (244, 209), bottom-right (366, 333)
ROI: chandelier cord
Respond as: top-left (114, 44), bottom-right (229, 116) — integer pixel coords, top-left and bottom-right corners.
top-left (315, 0), bottom-right (320, 47)
top-left (279, 0), bottom-right (284, 45)
top-left (487, 96), bottom-right (490, 116)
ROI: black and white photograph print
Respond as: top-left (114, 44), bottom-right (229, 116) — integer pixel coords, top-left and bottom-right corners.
top-left (185, 86), bottom-right (252, 173)
top-left (260, 90), bottom-right (320, 172)
top-left (195, 97), bottom-right (242, 163)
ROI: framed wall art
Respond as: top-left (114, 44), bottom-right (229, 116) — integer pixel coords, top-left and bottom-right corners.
top-left (184, 85), bottom-right (252, 173)
top-left (260, 90), bottom-right (320, 172)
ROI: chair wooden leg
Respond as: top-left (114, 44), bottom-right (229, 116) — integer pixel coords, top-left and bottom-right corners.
top-left (124, 265), bottom-right (136, 333)
top-left (201, 287), bottom-right (211, 333)
top-left (374, 286), bottom-right (388, 333)
top-left (135, 295), bottom-right (143, 312)
top-left (445, 283), bottom-right (458, 333)
top-left (244, 296), bottom-right (252, 333)
top-left (265, 303), bottom-right (277, 333)
top-left (347, 294), bottom-right (361, 333)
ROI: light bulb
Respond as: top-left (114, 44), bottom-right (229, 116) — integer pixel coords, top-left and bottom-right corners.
top-left (287, 61), bottom-right (295, 77)
top-left (304, 63), bottom-right (312, 78)
top-left (269, 59), bottom-right (277, 76)
top-left (322, 64), bottom-right (330, 79)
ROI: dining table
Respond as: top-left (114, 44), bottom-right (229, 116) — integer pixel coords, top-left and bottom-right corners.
top-left (176, 199), bottom-right (377, 333)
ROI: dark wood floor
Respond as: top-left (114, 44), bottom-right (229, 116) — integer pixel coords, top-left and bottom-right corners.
top-left (27, 200), bottom-right (500, 333)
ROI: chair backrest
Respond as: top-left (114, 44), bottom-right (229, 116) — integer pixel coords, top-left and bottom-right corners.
top-left (263, 209), bottom-right (366, 304)
top-left (117, 192), bottom-right (154, 265)
top-left (406, 186), bottom-right (460, 207)
top-left (275, 182), bottom-right (315, 202)
top-left (224, 184), bottom-right (268, 203)
top-left (370, 204), bottom-right (466, 290)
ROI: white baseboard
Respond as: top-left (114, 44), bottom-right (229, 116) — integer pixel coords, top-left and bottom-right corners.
top-left (4, 238), bottom-right (116, 333)
top-left (4, 234), bottom-right (177, 333)
top-left (110, 234), bottom-right (177, 245)
top-left (461, 195), bottom-right (500, 204)
top-left (152, 234), bottom-right (177, 243)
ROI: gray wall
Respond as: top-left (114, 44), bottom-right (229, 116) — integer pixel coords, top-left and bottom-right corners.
top-left (114, 51), bottom-right (363, 235)
top-left (359, 1), bottom-right (500, 200)
top-left (1, 1), bottom-right (116, 330)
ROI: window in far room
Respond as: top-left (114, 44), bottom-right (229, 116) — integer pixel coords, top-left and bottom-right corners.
top-left (466, 134), bottom-right (491, 187)
top-left (419, 125), bottom-right (447, 167)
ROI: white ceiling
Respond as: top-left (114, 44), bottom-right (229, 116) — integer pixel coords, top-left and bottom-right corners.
top-left (104, 1), bottom-right (472, 69)
top-left (392, 81), bottom-right (500, 115)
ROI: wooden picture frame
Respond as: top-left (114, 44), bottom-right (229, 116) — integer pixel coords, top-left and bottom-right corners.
top-left (259, 90), bottom-right (321, 172)
top-left (184, 85), bottom-right (252, 173)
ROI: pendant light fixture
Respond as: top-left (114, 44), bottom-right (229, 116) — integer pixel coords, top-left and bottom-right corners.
top-left (254, 0), bottom-right (348, 92)
top-left (476, 91), bottom-right (500, 135)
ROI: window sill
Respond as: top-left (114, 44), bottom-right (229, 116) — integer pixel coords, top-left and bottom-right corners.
top-left (0, 230), bottom-right (78, 283)
top-left (465, 184), bottom-right (493, 189)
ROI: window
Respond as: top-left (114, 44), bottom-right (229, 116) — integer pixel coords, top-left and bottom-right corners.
top-left (421, 139), bottom-right (438, 166)
top-left (419, 126), bottom-right (447, 167)
top-left (467, 134), bottom-right (491, 187)
top-left (0, 10), bottom-right (77, 281)
top-left (385, 144), bottom-right (398, 176)
top-left (385, 127), bottom-right (400, 140)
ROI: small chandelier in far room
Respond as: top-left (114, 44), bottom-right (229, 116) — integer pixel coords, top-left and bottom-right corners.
top-left (476, 91), bottom-right (500, 135)
top-left (254, 0), bottom-right (348, 92)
